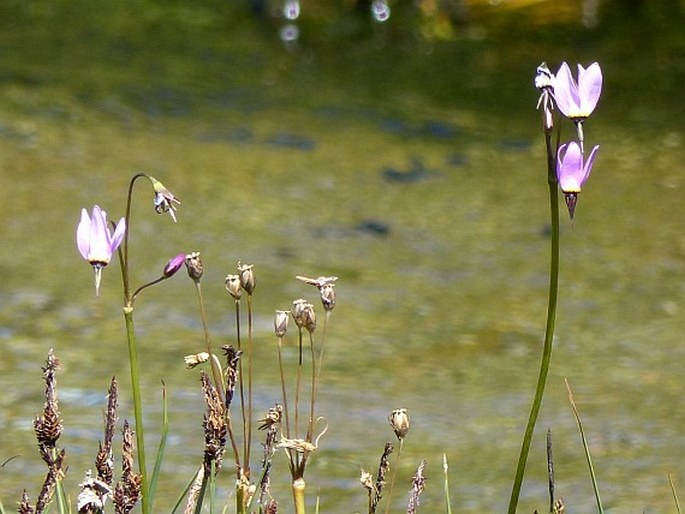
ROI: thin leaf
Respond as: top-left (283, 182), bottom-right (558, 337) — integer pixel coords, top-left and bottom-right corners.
top-left (149, 381), bottom-right (170, 510)
top-left (565, 378), bottom-right (604, 514)
top-left (669, 474), bottom-right (681, 514)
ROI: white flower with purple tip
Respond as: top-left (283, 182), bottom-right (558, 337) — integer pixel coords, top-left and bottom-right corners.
top-left (77, 205), bottom-right (126, 296)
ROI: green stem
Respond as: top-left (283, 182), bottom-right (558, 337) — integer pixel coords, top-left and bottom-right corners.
top-left (507, 130), bottom-right (560, 514)
top-left (124, 306), bottom-right (150, 514)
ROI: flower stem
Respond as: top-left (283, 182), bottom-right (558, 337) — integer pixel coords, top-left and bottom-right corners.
top-left (123, 306), bottom-right (150, 514)
top-left (507, 130), bottom-right (560, 514)
top-left (193, 281), bottom-right (225, 403)
top-left (292, 477), bottom-right (307, 514)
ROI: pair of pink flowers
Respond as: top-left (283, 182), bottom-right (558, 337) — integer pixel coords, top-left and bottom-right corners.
top-left (542, 61), bottom-right (603, 219)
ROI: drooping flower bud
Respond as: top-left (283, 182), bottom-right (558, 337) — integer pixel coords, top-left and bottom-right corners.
top-left (389, 408), bottom-right (410, 441)
top-left (238, 262), bottom-right (256, 295)
top-left (225, 274), bottom-right (242, 300)
top-left (185, 252), bottom-right (203, 281)
top-left (274, 310), bottom-right (289, 337)
top-left (163, 253), bottom-right (186, 278)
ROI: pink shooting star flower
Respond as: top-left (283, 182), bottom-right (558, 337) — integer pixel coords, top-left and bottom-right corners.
top-left (77, 205), bottom-right (126, 296)
top-left (553, 62), bottom-right (603, 152)
top-left (556, 141), bottom-right (600, 220)
top-left (553, 62), bottom-right (603, 120)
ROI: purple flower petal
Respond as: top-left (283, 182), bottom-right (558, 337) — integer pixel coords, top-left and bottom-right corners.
top-left (557, 142), bottom-right (584, 192)
top-left (553, 62), bottom-right (578, 118)
top-left (578, 62), bottom-right (603, 115)
top-left (77, 208), bottom-right (91, 260)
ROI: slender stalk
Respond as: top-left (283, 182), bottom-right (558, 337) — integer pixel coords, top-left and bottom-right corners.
top-left (246, 293), bottom-right (254, 472)
top-left (121, 173), bottom-right (148, 304)
top-left (507, 128), bottom-right (560, 514)
top-left (123, 307), bottom-right (150, 514)
top-left (306, 329), bottom-right (317, 442)
top-left (193, 281), bottom-right (225, 402)
top-left (118, 173), bottom-right (152, 514)
top-left (277, 335), bottom-right (292, 438)
top-left (149, 381), bottom-right (169, 510)
top-left (292, 477), bottom-right (307, 514)
top-left (234, 299), bottom-right (248, 466)
top-left (565, 379), bottom-right (604, 513)
top-left (669, 474), bottom-right (682, 514)
top-left (443, 453), bottom-right (452, 514)
top-left (295, 327), bottom-right (303, 440)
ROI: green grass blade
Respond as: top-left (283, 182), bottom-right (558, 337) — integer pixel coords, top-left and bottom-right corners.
top-left (565, 379), bottom-right (604, 514)
top-left (669, 474), bottom-right (681, 514)
top-left (443, 453), bottom-right (453, 514)
top-left (148, 381), bottom-right (169, 510)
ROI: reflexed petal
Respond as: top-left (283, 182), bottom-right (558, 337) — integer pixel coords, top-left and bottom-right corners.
top-left (581, 145), bottom-right (600, 184)
top-left (77, 208), bottom-right (91, 260)
top-left (553, 62), bottom-right (579, 118)
top-left (88, 205), bottom-right (113, 264)
top-left (110, 217), bottom-right (126, 253)
top-left (578, 62), bottom-right (602, 115)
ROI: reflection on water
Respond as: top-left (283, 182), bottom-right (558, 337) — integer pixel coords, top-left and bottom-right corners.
top-left (1, 1), bottom-right (684, 512)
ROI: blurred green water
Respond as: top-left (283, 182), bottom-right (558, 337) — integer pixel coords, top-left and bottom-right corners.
top-left (1, 1), bottom-right (684, 512)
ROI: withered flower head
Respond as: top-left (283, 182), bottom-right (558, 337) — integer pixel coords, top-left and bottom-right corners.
top-left (295, 275), bottom-right (338, 311)
top-left (291, 299), bottom-right (308, 328)
top-left (184, 252), bottom-right (203, 281)
top-left (238, 262), bottom-right (256, 295)
top-left (274, 310), bottom-right (289, 337)
top-left (359, 468), bottom-right (374, 492)
top-left (292, 299), bottom-right (316, 333)
top-left (149, 176), bottom-right (180, 223)
top-left (184, 352), bottom-right (210, 369)
top-left (258, 404), bottom-right (283, 431)
top-left (389, 408), bottom-right (410, 440)
top-left (77, 471), bottom-right (112, 514)
top-left (302, 303), bottom-right (316, 333)
top-left (225, 274), bottom-right (242, 300)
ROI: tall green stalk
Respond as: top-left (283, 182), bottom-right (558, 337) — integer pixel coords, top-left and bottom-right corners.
top-left (119, 173), bottom-right (151, 514)
top-left (507, 129), bottom-right (560, 514)
top-left (123, 306), bottom-right (150, 514)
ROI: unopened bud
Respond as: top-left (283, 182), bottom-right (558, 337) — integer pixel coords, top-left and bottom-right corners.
top-left (225, 274), bottom-right (242, 300)
top-left (184, 252), bottom-right (203, 281)
top-left (238, 262), bottom-right (256, 295)
top-left (163, 253), bottom-right (186, 278)
top-left (274, 310), bottom-right (289, 337)
top-left (389, 408), bottom-right (410, 440)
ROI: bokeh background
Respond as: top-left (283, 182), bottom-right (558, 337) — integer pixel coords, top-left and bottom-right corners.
top-left (1, 0), bottom-right (684, 511)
